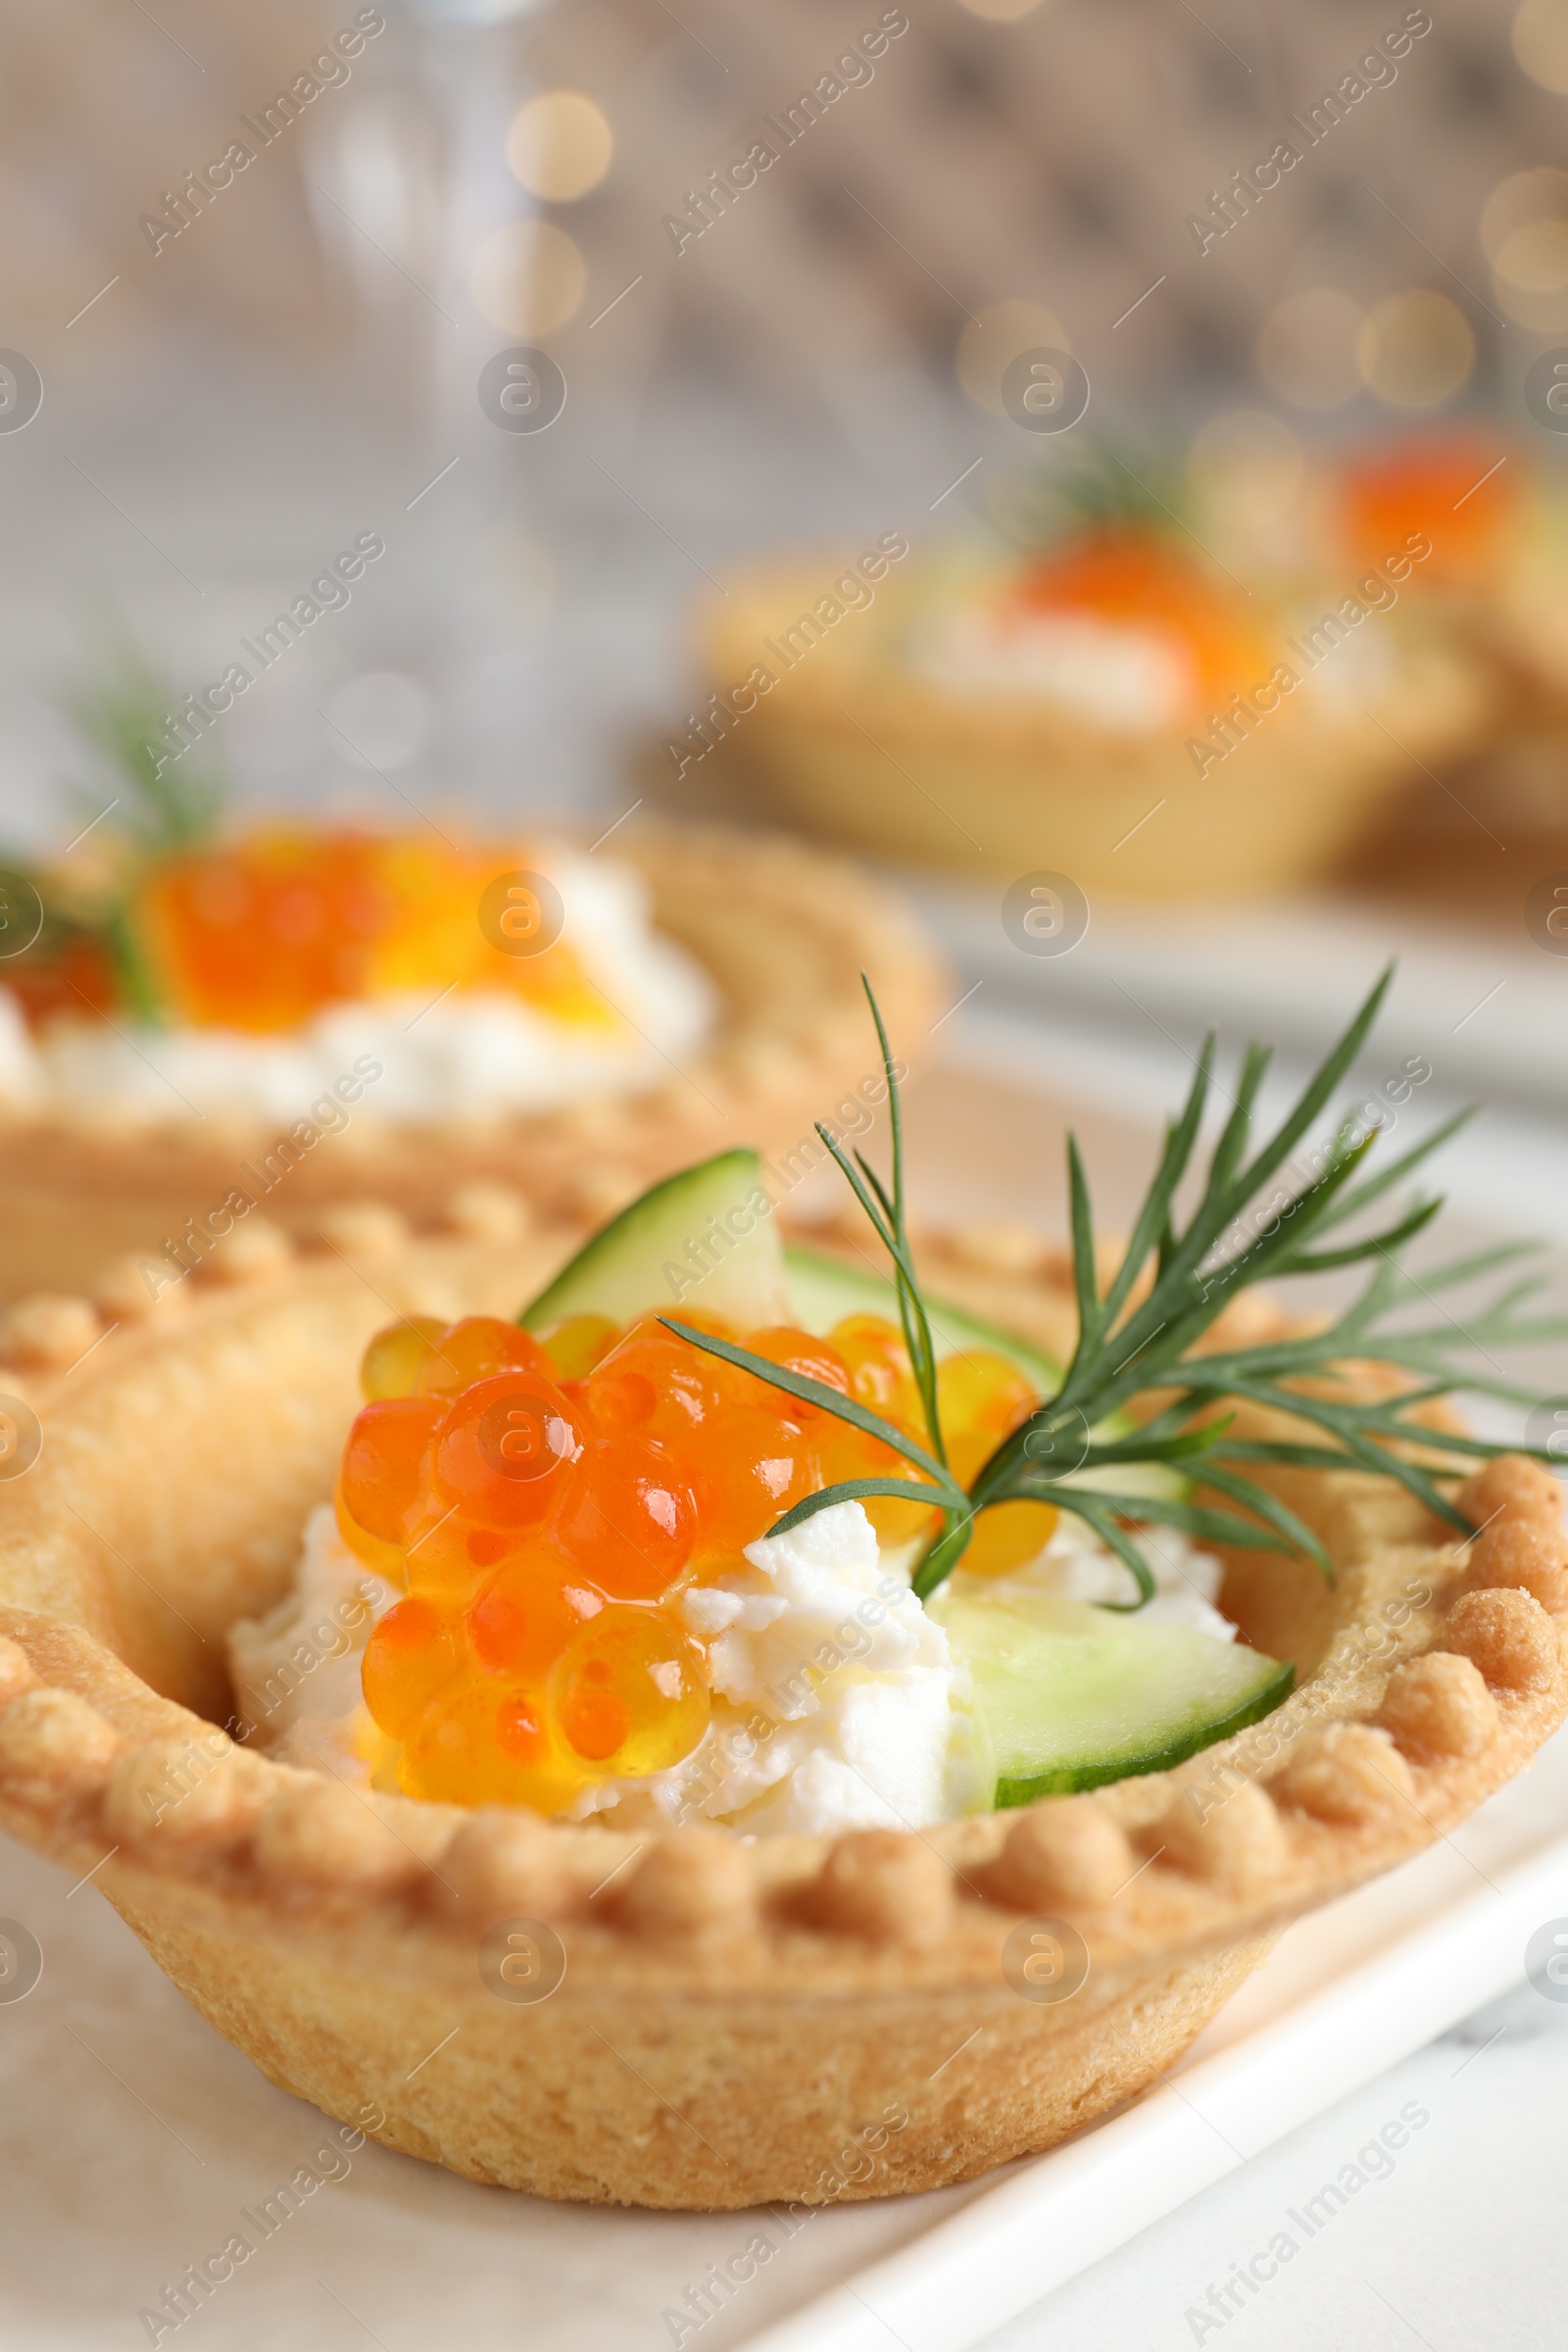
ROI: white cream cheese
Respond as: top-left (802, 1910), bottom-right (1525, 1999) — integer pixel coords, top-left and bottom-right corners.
top-left (913, 606), bottom-right (1192, 731)
top-left (226, 1505), bottom-right (393, 1778)
top-left (976, 1508), bottom-right (1236, 1642)
top-left (570, 1501), bottom-right (986, 1837)
top-left (230, 1498), bottom-right (1233, 1831)
top-left (0, 845), bottom-right (715, 1127)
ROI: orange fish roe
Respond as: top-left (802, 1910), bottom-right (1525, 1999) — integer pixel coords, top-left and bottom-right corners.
top-left (938, 1351), bottom-right (1059, 1576)
top-left (343, 1307), bottom-right (1049, 1811)
top-left (1, 923), bottom-right (118, 1030)
top-left (1336, 434), bottom-right (1514, 587)
top-left (1003, 528), bottom-right (1268, 713)
top-left (128, 827), bottom-right (616, 1037)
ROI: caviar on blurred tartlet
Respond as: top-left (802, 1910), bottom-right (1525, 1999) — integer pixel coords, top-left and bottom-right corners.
top-left (0, 657), bottom-right (685, 1062)
top-left (9, 825), bottom-right (620, 1042)
top-left (0, 649), bottom-right (939, 1300)
top-left (1331, 429), bottom-right (1518, 601)
top-left (698, 446), bottom-right (1491, 898)
top-left (1325, 431), bottom-right (1568, 882)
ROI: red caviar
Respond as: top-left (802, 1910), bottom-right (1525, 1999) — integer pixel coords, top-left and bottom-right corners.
top-left (1004, 528), bottom-right (1268, 711)
top-left (128, 828), bottom-right (615, 1037)
top-left (1336, 434), bottom-right (1514, 587)
top-left (344, 1305), bottom-right (1051, 1809)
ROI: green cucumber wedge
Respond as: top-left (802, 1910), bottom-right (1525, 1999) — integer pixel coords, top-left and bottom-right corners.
top-left (521, 1150), bottom-right (791, 1332)
top-left (931, 1585), bottom-right (1292, 1806)
top-left (519, 1168), bottom-right (1064, 1385)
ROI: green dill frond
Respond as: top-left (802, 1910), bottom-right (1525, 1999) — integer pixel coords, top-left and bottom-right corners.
top-left (665, 971), bottom-right (1568, 1612)
top-left (987, 441), bottom-right (1192, 554)
top-left (62, 637), bottom-right (225, 857)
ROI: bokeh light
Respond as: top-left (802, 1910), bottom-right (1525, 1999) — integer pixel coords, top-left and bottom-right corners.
top-left (469, 221), bottom-right (587, 337)
top-left (1356, 290), bottom-right (1475, 408)
top-left (1513, 0), bottom-right (1568, 91)
top-left (1494, 274), bottom-right (1568, 331)
top-left (1481, 168), bottom-right (1568, 267)
top-left (507, 92), bottom-right (613, 203)
top-left (1494, 220), bottom-right (1568, 289)
top-left (956, 300), bottom-right (1069, 416)
top-left (1480, 168), bottom-right (1568, 325)
top-left (1187, 410), bottom-right (1304, 528)
top-left (1257, 290), bottom-right (1364, 409)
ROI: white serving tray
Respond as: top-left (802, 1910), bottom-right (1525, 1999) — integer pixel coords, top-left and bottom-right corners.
top-left (743, 1724), bottom-right (1568, 2352)
top-left (3, 1724), bottom-right (1566, 2352)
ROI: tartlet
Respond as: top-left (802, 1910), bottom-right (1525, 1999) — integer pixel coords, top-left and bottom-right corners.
top-left (0, 1205), bottom-right (1561, 2209)
top-left (1320, 433), bottom-right (1568, 904)
top-left (696, 512), bottom-right (1490, 898)
top-left (0, 821), bottom-right (939, 1302)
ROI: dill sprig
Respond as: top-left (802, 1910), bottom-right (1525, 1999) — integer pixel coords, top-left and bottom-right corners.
top-left (989, 441), bottom-right (1191, 557)
top-left (63, 639), bottom-right (225, 858)
top-left (5, 639), bottom-right (232, 1024)
top-left (663, 972), bottom-right (1568, 1611)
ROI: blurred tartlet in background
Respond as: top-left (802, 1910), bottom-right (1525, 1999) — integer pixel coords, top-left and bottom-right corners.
top-left (695, 451), bottom-right (1494, 900)
top-left (1330, 431), bottom-right (1515, 612)
top-left (1325, 431), bottom-right (1568, 906)
top-left (0, 658), bottom-right (939, 1304)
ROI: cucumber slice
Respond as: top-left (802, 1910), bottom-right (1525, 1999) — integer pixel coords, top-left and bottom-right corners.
top-left (1065, 1457), bottom-right (1190, 1506)
top-left (932, 1584), bottom-right (1292, 1806)
top-left (784, 1244), bottom-right (1061, 1391)
top-left (521, 1150), bottom-right (791, 1333)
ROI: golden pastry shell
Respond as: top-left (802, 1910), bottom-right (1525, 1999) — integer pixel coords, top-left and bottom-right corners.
top-left (0, 1217), bottom-right (1562, 2209)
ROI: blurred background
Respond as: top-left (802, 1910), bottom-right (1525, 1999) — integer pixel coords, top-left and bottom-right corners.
top-left (4, 0), bottom-right (1568, 1236)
